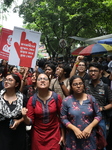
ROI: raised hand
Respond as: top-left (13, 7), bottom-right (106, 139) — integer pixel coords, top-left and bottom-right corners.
top-left (21, 107), bottom-right (28, 117)
top-left (76, 55), bottom-right (84, 62)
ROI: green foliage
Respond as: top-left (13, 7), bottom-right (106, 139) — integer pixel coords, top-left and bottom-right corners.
top-left (3, 0), bottom-right (14, 7)
top-left (0, 0), bottom-right (14, 14)
top-left (18, 0), bottom-right (112, 60)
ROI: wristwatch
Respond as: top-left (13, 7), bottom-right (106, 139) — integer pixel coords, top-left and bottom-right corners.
top-left (102, 106), bottom-right (106, 111)
top-left (59, 82), bottom-right (64, 86)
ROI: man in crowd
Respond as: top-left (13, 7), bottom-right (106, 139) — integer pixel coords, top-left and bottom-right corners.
top-left (49, 62), bottom-right (71, 99)
top-left (85, 62), bottom-right (112, 150)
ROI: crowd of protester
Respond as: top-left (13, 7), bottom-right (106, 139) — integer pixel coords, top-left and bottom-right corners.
top-left (0, 54), bottom-right (112, 150)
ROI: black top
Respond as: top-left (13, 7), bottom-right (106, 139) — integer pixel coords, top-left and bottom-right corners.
top-left (0, 80), bottom-right (4, 91)
top-left (0, 96), bottom-right (26, 150)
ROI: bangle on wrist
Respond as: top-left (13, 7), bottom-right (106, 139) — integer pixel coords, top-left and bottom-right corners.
top-left (75, 61), bottom-right (79, 67)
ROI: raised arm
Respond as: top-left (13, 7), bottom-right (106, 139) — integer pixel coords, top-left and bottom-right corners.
top-left (70, 55), bottom-right (84, 77)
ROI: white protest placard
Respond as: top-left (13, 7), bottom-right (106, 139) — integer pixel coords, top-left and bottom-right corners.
top-left (8, 27), bottom-right (41, 68)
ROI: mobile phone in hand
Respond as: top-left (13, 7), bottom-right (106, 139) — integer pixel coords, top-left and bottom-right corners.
top-left (9, 119), bottom-right (14, 127)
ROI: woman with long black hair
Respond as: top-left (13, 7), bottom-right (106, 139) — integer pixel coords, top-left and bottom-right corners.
top-left (0, 73), bottom-right (26, 150)
top-left (61, 75), bottom-right (102, 150)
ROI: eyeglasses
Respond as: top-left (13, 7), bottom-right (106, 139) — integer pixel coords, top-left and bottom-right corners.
top-left (78, 64), bottom-right (85, 66)
top-left (37, 77), bottom-right (49, 81)
top-left (72, 82), bottom-right (83, 86)
top-left (89, 70), bottom-right (99, 73)
top-left (4, 78), bottom-right (14, 82)
top-left (45, 69), bottom-right (52, 71)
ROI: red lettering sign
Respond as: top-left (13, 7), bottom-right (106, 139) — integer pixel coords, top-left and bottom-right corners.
top-left (0, 28), bottom-right (13, 60)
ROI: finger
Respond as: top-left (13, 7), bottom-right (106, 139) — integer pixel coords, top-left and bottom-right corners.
top-left (11, 127), bottom-right (16, 130)
top-left (20, 32), bottom-right (26, 43)
top-left (78, 136), bottom-right (83, 139)
top-left (10, 125), bottom-right (15, 129)
top-left (85, 134), bottom-right (90, 139)
top-left (83, 133), bottom-right (87, 138)
top-left (87, 133), bottom-right (90, 137)
top-left (58, 141), bottom-right (61, 145)
top-left (83, 134), bottom-right (87, 138)
top-left (77, 134), bottom-right (83, 139)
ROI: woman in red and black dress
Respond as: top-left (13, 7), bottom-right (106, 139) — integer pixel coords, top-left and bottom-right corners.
top-left (22, 73), bottom-right (64, 150)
